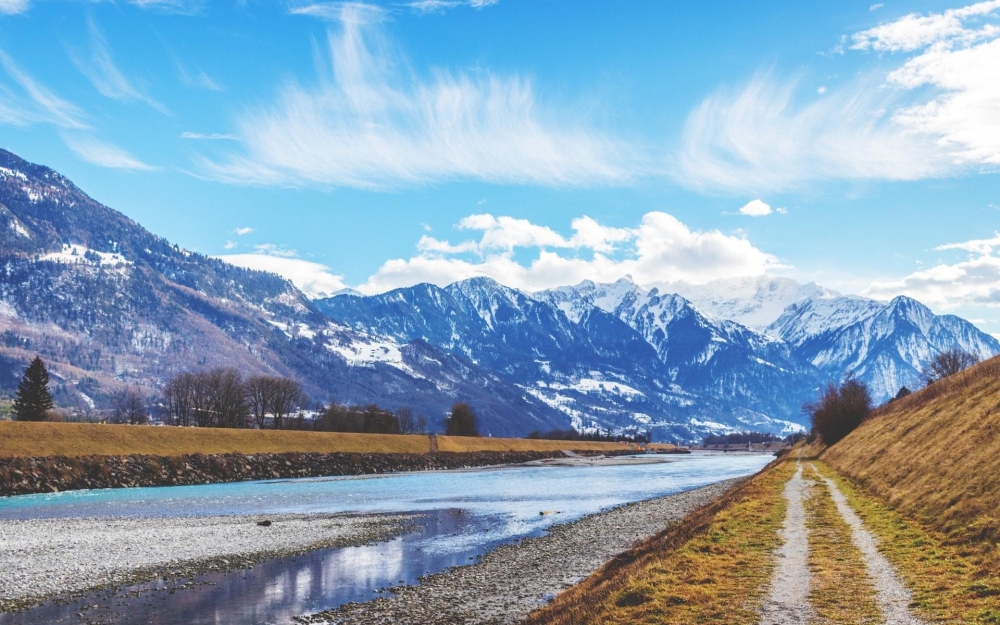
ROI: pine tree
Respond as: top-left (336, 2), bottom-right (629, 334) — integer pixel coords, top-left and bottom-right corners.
top-left (12, 356), bottom-right (54, 421)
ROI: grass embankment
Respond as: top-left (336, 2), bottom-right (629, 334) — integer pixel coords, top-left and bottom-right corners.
top-left (813, 462), bottom-right (1000, 623)
top-left (524, 459), bottom-right (791, 625)
top-left (0, 421), bottom-right (636, 458)
top-left (802, 463), bottom-right (881, 624)
top-left (820, 356), bottom-right (1000, 621)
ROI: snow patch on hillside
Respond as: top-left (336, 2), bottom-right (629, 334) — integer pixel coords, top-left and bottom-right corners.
top-left (39, 244), bottom-right (131, 267)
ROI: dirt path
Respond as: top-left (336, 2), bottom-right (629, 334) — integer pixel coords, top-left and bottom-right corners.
top-left (760, 463), bottom-right (814, 625)
top-left (813, 468), bottom-right (927, 625)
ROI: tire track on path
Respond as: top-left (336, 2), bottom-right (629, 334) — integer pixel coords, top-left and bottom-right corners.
top-left (760, 462), bottom-right (814, 625)
top-left (811, 466), bottom-right (927, 625)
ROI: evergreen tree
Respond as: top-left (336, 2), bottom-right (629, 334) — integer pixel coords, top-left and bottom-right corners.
top-left (444, 402), bottom-right (480, 437)
top-left (12, 356), bottom-right (54, 421)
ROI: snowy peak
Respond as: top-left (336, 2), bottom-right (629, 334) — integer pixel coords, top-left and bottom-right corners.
top-left (664, 275), bottom-right (840, 330)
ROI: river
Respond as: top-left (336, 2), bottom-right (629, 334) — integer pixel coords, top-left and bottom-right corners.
top-left (0, 452), bottom-right (771, 624)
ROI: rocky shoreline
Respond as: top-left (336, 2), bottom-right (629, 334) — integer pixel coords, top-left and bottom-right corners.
top-left (297, 478), bottom-right (745, 625)
top-left (0, 450), bottom-right (623, 497)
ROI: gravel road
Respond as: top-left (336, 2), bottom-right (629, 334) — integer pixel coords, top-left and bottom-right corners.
top-left (0, 512), bottom-right (415, 612)
top-left (297, 478), bottom-right (745, 625)
top-left (760, 462), bottom-right (813, 625)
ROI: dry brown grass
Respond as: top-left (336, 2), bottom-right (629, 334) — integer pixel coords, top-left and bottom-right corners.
top-left (0, 422), bottom-right (638, 458)
top-left (803, 465), bottom-right (881, 624)
top-left (435, 435), bottom-right (635, 454)
top-left (523, 458), bottom-right (791, 625)
top-left (822, 354), bottom-right (1000, 549)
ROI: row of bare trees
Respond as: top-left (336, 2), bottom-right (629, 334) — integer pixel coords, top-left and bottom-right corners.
top-left (162, 369), bottom-right (307, 429)
top-left (313, 403), bottom-right (428, 434)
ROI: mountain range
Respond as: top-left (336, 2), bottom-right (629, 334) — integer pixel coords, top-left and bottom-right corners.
top-left (1, 148), bottom-right (996, 441)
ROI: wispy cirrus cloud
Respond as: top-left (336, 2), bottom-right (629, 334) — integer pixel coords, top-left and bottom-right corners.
top-left (61, 132), bottom-right (155, 171)
top-left (180, 131), bottom-right (238, 140)
top-left (69, 18), bottom-right (168, 114)
top-left (197, 2), bottom-right (639, 190)
top-left (128, 0), bottom-right (205, 15)
top-left (407, 0), bottom-right (498, 14)
top-left (0, 49), bottom-right (87, 128)
top-left (0, 0), bottom-right (29, 15)
top-left (677, 1), bottom-right (1000, 192)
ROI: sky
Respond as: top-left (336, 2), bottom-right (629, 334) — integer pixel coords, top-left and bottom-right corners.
top-left (1, 1), bottom-right (999, 331)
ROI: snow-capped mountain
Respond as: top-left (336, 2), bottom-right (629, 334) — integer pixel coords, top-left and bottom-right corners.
top-left (0, 149), bottom-right (568, 436)
top-left (663, 276), bottom-right (839, 330)
top-left (320, 277), bottom-right (815, 440)
top-left (768, 295), bottom-right (1000, 401)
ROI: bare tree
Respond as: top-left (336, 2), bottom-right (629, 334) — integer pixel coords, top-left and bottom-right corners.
top-left (110, 386), bottom-right (148, 425)
top-left (921, 348), bottom-right (979, 386)
top-left (245, 375), bottom-right (278, 430)
top-left (395, 407), bottom-right (416, 434)
top-left (164, 372), bottom-right (196, 426)
top-left (208, 368), bottom-right (249, 428)
top-left (270, 378), bottom-right (306, 430)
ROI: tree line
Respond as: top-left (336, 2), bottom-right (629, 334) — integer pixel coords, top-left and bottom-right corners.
top-left (6, 357), bottom-right (485, 437)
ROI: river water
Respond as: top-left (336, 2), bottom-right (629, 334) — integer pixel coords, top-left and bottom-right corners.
top-left (0, 452), bottom-right (770, 624)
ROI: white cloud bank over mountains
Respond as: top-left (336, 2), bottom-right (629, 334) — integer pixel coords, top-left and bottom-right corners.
top-left (221, 210), bottom-right (782, 296)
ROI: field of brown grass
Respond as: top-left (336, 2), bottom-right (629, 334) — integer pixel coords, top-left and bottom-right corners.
top-left (0, 421), bottom-right (635, 458)
top-left (822, 355), bottom-right (1000, 548)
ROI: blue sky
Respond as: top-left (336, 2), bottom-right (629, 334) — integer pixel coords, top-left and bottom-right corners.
top-left (1, 1), bottom-right (1000, 330)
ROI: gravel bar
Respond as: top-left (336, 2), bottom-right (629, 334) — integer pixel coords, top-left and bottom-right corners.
top-left (298, 478), bottom-right (745, 625)
top-left (0, 512), bottom-right (417, 613)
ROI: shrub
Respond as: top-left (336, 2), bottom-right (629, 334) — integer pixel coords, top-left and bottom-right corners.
top-left (444, 402), bottom-right (480, 437)
top-left (805, 378), bottom-right (872, 446)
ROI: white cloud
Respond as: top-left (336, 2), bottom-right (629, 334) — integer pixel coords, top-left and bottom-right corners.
top-left (180, 131), bottom-right (238, 140)
top-left (129, 0), bottom-right (204, 15)
top-left (253, 243), bottom-right (298, 258)
top-left (223, 240), bottom-right (237, 250)
top-left (356, 211), bottom-right (781, 294)
top-left (864, 231), bottom-right (1000, 307)
top-left (679, 1), bottom-right (1000, 191)
top-left (234, 226), bottom-right (254, 236)
top-left (61, 133), bottom-right (155, 171)
top-left (851, 0), bottom-right (1000, 51)
top-left (217, 254), bottom-right (347, 299)
top-left (738, 199), bottom-right (772, 217)
top-left (0, 0), bottom-right (29, 15)
top-left (408, 0), bottom-right (498, 13)
top-left (0, 49), bottom-right (87, 129)
top-left (198, 3), bottom-right (637, 189)
top-left (70, 18), bottom-right (168, 114)
top-left (817, 85), bottom-right (827, 94)
top-left (870, 3), bottom-right (884, 10)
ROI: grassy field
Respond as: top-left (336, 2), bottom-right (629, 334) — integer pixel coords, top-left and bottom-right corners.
top-left (0, 421), bottom-right (637, 458)
top-left (524, 459), bottom-right (790, 625)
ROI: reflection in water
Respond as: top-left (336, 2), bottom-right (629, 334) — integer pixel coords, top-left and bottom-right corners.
top-left (0, 509), bottom-right (481, 625)
top-left (0, 453), bottom-right (772, 624)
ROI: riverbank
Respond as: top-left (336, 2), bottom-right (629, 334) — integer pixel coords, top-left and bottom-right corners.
top-left (0, 512), bottom-right (417, 613)
top-left (0, 450), bottom-right (629, 497)
top-left (296, 477), bottom-right (745, 625)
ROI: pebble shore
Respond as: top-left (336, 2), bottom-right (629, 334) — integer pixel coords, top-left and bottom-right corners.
top-left (0, 512), bottom-right (416, 613)
top-left (298, 478), bottom-right (744, 625)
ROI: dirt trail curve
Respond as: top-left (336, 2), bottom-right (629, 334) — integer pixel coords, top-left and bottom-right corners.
top-left (760, 462), bottom-right (814, 625)
top-left (811, 465), bottom-right (927, 625)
